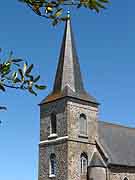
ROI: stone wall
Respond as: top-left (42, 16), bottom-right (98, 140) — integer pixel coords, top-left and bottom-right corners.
top-left (40, 98), bottom-right (67, 141)
top-left (68, 141), bottom-right (96, 180)
top-left (108, 166), bottom-right (135, 180)
top-left (88, 167), bottom-right (106, 180)
top-left (67, 101), bottom-right (98, 144)
top-left (38, 139), bottom-right (97, 180)
top-left (88, 165), bottom-right (135, 180)
top-left (38, 140), bottom-right (68, 180)
top-left (39, 98), bottom-right (99, 180)
top-left (66, 100), bottom-right (98, 180)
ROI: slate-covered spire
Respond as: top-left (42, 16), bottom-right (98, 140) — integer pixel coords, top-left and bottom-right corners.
top-left (41, 16), bottom-right (98, 104)
top-left (53, 14), bottom-right (84, 94)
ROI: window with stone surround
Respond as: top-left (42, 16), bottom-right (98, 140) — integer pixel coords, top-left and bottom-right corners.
top-left (79, 113), bottom-right (87, 135)
top-left (49, 154), bottom-right (56, 177)
top-left (50, 113), bottom-right (57, 135)
top-left (80, 153), bottom-right (88, 175)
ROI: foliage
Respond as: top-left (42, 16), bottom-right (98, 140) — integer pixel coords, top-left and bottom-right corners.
top-left (19, 0), bottom-right (109, 25)
top-left (0, 48), bottom-right (46, 111)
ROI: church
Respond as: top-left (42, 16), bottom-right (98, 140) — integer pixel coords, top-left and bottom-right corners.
top-left (38, 16), bottom-right (135, 180)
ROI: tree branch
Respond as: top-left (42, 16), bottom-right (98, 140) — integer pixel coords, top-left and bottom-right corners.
top-left (27, 4), bottom-right (49, 18)
top-left (3, 83), bottom-right (23, 89)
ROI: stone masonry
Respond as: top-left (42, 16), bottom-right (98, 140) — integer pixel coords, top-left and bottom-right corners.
top-left (38, 98), bottom-right (98, 180)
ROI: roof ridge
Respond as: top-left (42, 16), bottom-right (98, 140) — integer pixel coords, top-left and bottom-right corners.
top-left (99, 120), bottom-right (135, 130)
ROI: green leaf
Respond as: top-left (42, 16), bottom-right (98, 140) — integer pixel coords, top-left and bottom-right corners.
top-left (28, 87), bottom-right (37, 96)
top-left (33, 75), bottom-right (40, 82)
top-left (35, 84), bottom-right (46, 90)
top-left (95, 1), bottom-right (106, 9)
top-left (26, 64), bottom-right (34, 74)
top-left (88, 0), bottom-right (100, 12)
top-left (13, 78), bottom-right (22, 83)
top-left (94, 6), bottom-right (100, 13)
top-left (0, 106), bottom-right (7, 111)
top-left (99, 0), bottom-right (109, 3)
top-left (18, 68), bottom-right (24, 81)
top-left (11, 59), bottom-right (23, 63)
top-left (55, 8), bottom-right (63, 17)
top-left (12, 72), bottom-right (18, 80)
top-left (33, 4), bottom-right (41, 16)
top-left (0, 84), bottom-right (5, 92)
top-left (9, 51), bottom-right (13, 58)
top-left (23, 63), bottom-right (27, 74)
top-left (77, 3), bottom-right (82, 8)
top-left (52, 19), bottom-right (58, 26)
top-left (25, 74), bottom-right (34, 81)
top-left (60, 16), bottom-right (68, 21)
top-left (1, 63), bottom-right (11, 75)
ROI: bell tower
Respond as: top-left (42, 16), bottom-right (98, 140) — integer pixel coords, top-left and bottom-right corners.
top-left (38, 16), bottom-right (99, 180)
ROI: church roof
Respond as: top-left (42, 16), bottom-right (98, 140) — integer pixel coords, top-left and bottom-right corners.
top-left (40, 17), bottom-right (98, 105)
top-left (90, 151), bottom-right (106, 168)
top-left (98, 121), bottom-right (135, 167)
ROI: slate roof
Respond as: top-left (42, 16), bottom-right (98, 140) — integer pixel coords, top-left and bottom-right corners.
top-left (90, 151), bottom-right (106, 168)
top-left (40, 18), bottom-right (98, 105)
top-left (98, 121), bottom-right (135, 167)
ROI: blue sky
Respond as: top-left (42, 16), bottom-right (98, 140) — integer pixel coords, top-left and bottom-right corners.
top-left (0, 1), bottom-right (134, 180)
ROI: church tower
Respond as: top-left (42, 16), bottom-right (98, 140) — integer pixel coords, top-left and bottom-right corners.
top-left (38, 17), bottom-right (99, 180)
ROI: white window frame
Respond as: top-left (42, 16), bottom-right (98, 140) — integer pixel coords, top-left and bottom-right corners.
top-left (79, 113), bottom-right (87, 136)
top-left (50, 113), bottom-right (57, 136)
top-left (80, 153), bottom-right (88, 175)
top-left (49, 154), bottom-right (56, 177)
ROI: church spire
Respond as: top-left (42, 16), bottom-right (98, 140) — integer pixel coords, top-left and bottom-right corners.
top-left (53, 15), bottom-right (84, 94)
top-left (41, 17), bottom-right (98, 105)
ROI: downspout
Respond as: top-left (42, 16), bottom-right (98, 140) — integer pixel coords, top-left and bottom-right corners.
top-left (106, 166), bottom-right (110, 180)
top-left (106, 168), bottom-right (107, 180)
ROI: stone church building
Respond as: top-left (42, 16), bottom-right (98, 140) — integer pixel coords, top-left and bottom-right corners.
top-left (38, 17), bottom-right (135, 180)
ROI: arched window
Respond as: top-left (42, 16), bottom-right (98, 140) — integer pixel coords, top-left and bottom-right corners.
top-left (80, 153), bottom-right (88, 175)
top-left (50, 113), bottom-right (57, 134)
top-left (79, 114), bottom-right (87, 135)
top-left (50, 154), bottom-right (56, 176)
top-left (123, 177), bottom-right (129, 180)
